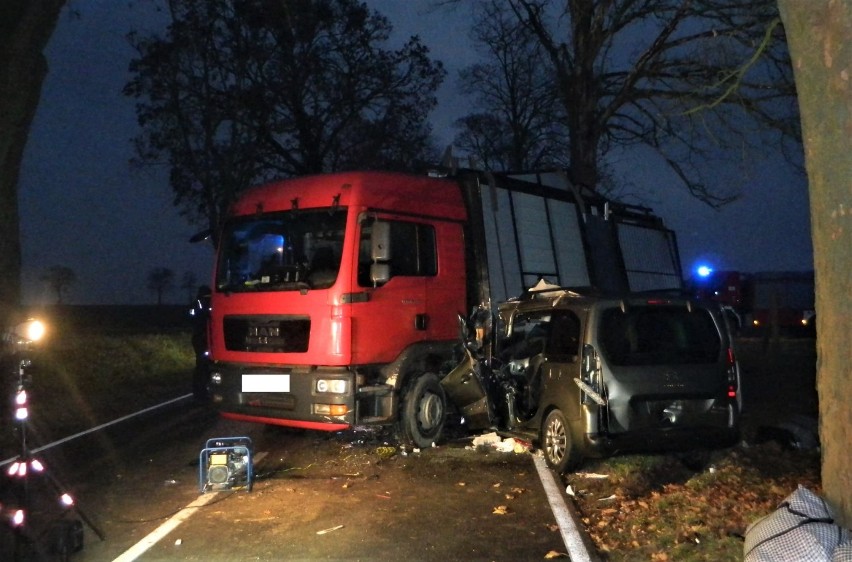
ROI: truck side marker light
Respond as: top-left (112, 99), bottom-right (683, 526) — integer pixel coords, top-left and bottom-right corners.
top-left (315, 404), bottom-right (348, 416)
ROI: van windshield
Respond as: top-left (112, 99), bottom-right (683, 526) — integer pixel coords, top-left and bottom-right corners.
top-left (216, 208), bottom-right (347, 292)
top-left (599, 305), bottom-right (721, 366)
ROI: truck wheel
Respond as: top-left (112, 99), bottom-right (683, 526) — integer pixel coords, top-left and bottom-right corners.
top-left (542, 409), bottom-right (578, 473)
top-left (398, 373), bottom-right (446, 448)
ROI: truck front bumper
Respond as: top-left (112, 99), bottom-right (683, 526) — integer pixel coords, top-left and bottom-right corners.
top-left (208, 363), bottom-right (356, 431)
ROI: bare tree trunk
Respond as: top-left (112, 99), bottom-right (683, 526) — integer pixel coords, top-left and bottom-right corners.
top-left (0, 1), bottom-right (66, 324)
top-left (778, 0), bottom-right (852, 528)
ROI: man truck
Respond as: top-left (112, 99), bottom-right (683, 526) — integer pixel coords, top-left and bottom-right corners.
top-left (204, 169), bottom-right (683, 447)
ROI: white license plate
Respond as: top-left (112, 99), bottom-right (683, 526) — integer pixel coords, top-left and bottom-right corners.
top-left (242, 374), bottom-right (290, 392)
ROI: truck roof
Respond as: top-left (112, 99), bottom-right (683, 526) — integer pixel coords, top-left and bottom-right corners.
top-left (230, 171), bottom-right (468, 222)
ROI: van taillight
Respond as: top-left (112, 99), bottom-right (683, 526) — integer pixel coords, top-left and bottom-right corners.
top-left (726, 347), bottom-right (738, 397)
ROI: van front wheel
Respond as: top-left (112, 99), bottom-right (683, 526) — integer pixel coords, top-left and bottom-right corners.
top-left (398, 373), bottom-right (446, 448)
top-left (542, 409), bottom-right (578, 473)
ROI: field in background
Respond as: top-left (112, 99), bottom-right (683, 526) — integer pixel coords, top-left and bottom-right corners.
top-left (25, 304), bottom-right (192, 335)
top-left (1, 306), bottom-right (195, 454)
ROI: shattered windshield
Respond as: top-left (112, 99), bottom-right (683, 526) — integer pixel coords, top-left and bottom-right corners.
top-left (216, 208), bottom-right (347, 292)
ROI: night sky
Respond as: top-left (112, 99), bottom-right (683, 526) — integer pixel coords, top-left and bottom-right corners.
top-left (18, 1), bottom-right (813, 306)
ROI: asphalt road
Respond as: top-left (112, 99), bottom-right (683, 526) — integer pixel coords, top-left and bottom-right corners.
top-left (1, 400), bottom-right (595, 561)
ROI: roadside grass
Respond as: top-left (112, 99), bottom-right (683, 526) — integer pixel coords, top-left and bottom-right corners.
top-left (1, 309), bottom-right (194, 455)
top-left (567, 445), bottom-right (820, 561)
top-left (29, 333), bottom-right (194, 431)
top-left (564, 335), bottom-right (820, 561)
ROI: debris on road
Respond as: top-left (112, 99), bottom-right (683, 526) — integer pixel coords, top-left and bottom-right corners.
top-left (316, 524), bottom-right (344, 535)
top-left (469, 432), bottom-right (532, 454)
top-left (375, 446), bottom-right (397, 459)
top-left (575, 472), bottom-right (608, 479)
top-left (471, 432), bottom-right (501, 447)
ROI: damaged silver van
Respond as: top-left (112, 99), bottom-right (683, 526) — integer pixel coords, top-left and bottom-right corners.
top-left (442, 285), bottom-right (741, 472)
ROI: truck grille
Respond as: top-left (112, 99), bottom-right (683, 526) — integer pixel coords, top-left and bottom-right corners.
top-left (223, 316), bottom-right (310, 353)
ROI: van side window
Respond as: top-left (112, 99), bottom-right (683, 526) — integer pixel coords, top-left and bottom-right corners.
top-left (500, 309), bottom-right (580, 361)
top-left (547, 310), bottom-right (581, 359)
top-left (358, 218), bottom-right (437, 287)
top-left (501, 313), bottom-right (550, 360)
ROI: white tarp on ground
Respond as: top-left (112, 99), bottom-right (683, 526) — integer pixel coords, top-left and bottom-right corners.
top-left (744, 485), bottom-right (852, 561)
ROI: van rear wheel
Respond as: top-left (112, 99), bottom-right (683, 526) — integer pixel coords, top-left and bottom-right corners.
top-left (398, 373), bottom-right (446, 448)
top-left (542, 409), bottom-right (578, 473)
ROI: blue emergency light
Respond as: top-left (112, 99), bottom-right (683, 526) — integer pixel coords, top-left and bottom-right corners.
top-left (696, 265), bottom-right (714, 278)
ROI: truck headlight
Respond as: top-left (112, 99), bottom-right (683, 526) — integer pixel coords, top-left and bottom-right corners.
top-left (316, 379), bottom-right (347, 394)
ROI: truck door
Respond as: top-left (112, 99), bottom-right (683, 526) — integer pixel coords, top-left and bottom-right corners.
top-left (350, 216), bottom-right (433, 364)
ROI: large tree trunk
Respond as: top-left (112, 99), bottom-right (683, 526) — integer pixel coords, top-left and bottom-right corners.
top-left (0, 1), bottom-right (66, 325)
top-left (778, 0), bottom-right (852, 528)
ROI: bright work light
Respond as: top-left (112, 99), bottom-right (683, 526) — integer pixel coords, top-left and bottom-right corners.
top-left (5, 318), bottom-right (46, 346)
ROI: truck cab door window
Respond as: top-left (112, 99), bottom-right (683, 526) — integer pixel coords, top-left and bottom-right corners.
top-left (358, 218), bottom-right (437, 288)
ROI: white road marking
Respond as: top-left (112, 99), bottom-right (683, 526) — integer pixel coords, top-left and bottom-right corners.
top-left (111, 491), bottom-right (220, 562)
top-left (1, 394), bottom-right (194, 468)
top-left (112, 451), bottom-right (268, 561)
top-left (533, 455), bottom-right (594, 562)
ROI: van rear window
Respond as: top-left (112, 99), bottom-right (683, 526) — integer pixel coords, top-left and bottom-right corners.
top-left (599, 306), bottom-right (721, 366)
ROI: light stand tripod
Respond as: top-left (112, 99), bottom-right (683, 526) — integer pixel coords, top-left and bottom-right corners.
top-left (1, 319), bottom-right (104, 559)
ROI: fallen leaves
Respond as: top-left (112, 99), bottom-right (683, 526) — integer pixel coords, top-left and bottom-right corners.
top-left (564, 444), bottom-right (820, 561)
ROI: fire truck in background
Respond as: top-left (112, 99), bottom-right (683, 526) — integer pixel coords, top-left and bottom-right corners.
top-left (203, 169), bottom-right (683, 446)
top-left (688, 269), bottom-right (815, 336)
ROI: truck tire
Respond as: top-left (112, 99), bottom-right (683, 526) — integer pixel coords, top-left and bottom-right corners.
top-left (542, 409), bottom-right (579, 473)
top-left (398, 373), bottom-right (446, 448)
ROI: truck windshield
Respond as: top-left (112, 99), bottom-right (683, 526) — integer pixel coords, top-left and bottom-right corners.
top-left (216, 208), bottom-right (347, 292)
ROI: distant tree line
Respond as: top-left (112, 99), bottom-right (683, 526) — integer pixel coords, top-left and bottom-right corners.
top-left (37, 265), bottom-right (198, 305)
top-left (40, 265), bottom-right (76, 304)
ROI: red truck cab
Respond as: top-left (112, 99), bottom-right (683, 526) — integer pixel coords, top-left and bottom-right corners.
top-left (208, 172), bottom-right (467, 446)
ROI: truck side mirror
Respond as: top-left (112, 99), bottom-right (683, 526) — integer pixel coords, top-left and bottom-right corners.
top-left (371, 221), bottom-right (392, 261)
top-left (370, 263), bottom-right (390, 285)
top-left (368, 221), bottom-right (392, 286)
